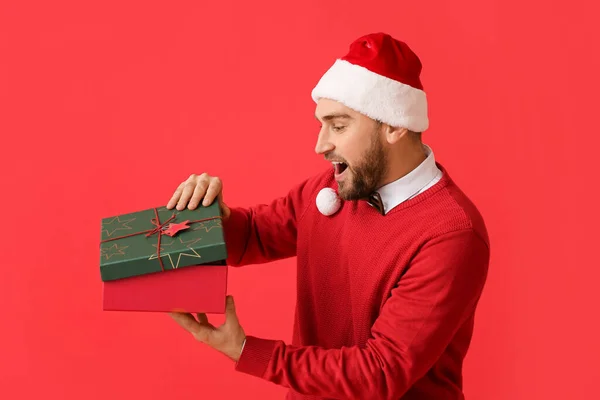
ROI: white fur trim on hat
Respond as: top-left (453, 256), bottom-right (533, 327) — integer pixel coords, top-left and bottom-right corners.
top-left (311, 59), bottom-right (429, 132)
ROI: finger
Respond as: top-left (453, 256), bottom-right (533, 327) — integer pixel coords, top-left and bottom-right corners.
top-left (176, 180), bottom-right (197, 211)
top-left (224, 295), bottom-right (239, 325)
top-left (217, 191), bottom-right (225, 209)
top-left (170, 312), bottom-right (212, 343)
top-left (195, 313), bottom-right (216, 331)
top-left (196, 313), bottom-right (209, 325)
top-left (203, 178), bottom-right (222, 207)
top-left (188, 180), bottom-right (209, 210)
top-left (218, 193), bottom-right (231, 219)
top-left (166, 183), bottom-right (184, 210)
top-left (169, 312), bottom-right (198, 333)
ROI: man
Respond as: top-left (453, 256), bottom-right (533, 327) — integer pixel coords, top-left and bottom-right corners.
top-left (168, 32), bottom-right (490, 399)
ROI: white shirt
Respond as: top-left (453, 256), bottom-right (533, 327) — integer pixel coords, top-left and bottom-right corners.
top-left (372, 144), bottom-right (443, 214)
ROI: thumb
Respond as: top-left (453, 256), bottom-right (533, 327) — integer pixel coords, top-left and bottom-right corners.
top-left (224, 295), bottom-right (238, 324)
top-left (217, 193), bottom-right (231, 220)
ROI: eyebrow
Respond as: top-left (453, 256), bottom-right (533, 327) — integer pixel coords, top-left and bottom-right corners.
top-left (314, 112), bottom-right (353, 121)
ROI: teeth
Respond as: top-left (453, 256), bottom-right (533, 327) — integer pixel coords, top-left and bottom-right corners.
top-left (332, 161), bottom-right (348, 175)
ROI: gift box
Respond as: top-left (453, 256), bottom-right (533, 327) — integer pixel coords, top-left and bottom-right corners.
top-left (102, 264), bottom-right (228, 313)
top-left (99, 202), bottom-right (228, 313)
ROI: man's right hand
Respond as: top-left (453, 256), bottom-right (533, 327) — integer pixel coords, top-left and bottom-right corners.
top-left (166, 173), bottom-right (231, 220)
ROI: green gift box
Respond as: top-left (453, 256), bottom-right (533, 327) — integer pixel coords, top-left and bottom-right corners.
top-left (99, 202), bottom-right (228, 282)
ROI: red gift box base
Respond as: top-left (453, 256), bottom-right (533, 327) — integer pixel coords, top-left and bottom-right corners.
top-left (102, 265), bottom-right (228, 314)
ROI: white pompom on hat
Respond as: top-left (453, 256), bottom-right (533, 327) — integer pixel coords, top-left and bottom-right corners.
top-left (311, 32), bottom-right (429, 132)
top-left (316, 187), bottom-right (341, 216)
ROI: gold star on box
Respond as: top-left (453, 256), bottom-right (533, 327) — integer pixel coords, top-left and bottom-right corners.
top-left (179, 236), bottom-right (202, 249)
top-left (155, 206), bottom-right (179, 221)
top-left (101, 243), bottom-right (129, 260)
top-left (147, 237), bottom-right (202, 269)
top-left (192, 219), bottom-right (223, 233)
top-left (101, 216), bottom-right (136, 237)
top-left (150, 238), bottom-right (175, 253)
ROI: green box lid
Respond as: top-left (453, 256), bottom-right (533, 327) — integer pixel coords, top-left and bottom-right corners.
top-left (99, 202), bottom-right (227, 281)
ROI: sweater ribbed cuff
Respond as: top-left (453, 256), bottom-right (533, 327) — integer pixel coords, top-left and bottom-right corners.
top-left (234, 335), bottom-right (277, 378)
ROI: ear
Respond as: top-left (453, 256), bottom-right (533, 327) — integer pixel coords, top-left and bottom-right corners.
top-left (383, 125), bottom-right (409, 145)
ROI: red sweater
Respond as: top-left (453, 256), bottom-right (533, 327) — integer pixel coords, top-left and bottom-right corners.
top-left (223, 163), bottom-right (490, 400)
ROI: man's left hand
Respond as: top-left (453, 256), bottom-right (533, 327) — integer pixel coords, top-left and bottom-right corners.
top-left (169, 295), bottom-right (246, 362)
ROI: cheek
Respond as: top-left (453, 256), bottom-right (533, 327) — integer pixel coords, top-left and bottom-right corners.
top-left (343, 148), bottom-right (363, 169)
top-left (336, 141), bottom-right (358, 163)
top-left (341, 128), bottom-right (371, 160)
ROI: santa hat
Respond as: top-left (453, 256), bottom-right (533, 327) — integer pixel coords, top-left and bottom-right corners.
top-left (311, 32), bottom-right (429, 132)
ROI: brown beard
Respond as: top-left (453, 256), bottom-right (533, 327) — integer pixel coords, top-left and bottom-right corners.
top-left (337, 130), bottom-right (388, 201)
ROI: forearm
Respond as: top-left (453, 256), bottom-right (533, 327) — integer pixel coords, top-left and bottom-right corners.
top-left (236, 336), bottom-right (413, 400)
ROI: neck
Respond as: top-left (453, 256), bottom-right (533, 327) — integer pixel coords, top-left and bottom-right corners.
top-left (378, 143), bottom-right (427, 189)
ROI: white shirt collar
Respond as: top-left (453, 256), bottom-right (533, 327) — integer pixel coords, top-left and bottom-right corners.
top-left (373, 144), bottom-right (442, 214)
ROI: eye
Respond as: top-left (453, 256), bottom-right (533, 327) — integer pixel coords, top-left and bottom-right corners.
top-left (332, 125), bottom-right (346, 132)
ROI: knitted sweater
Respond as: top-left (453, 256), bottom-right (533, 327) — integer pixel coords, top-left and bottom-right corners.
top-left (223, 163), bottom-right (490, 400)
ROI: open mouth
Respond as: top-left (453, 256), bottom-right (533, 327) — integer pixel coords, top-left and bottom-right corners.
top-left (332, 161), bottom-right (348, 176)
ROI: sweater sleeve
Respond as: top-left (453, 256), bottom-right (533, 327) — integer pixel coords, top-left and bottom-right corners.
top-left (222, 171), bottom-right (327, 267)
top-left (234, 228), bottom-right (490, 400)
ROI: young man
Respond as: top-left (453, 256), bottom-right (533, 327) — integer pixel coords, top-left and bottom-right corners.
top-left (168, 32), bottom-right (490, 400)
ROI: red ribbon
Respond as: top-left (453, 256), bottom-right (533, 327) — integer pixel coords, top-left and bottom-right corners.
top-left (100, 208), bottom-right (221, 272)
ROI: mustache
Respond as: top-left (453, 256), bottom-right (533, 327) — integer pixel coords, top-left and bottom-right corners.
top-left (324, 154), bottom-right (348, 163)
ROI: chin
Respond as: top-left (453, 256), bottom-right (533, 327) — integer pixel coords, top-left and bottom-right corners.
top-left (336, 182), bottom-right (356, 201)
top-left (337, 178), bottom-right (374, 202)
top-left (335, 169), bottom-right (369, 201)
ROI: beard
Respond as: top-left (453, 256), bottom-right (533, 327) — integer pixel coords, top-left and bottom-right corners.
top-left (337, 131), bottom-right (388, 201)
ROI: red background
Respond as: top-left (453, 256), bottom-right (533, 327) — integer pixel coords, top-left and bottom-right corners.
top-left (1, 1), bottom-right (599, 399)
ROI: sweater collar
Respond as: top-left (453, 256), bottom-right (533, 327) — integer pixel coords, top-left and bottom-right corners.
top-left (368, 144), bottom-right (442, 215)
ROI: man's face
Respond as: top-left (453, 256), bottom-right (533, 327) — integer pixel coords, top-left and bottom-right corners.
top-left (314, 99), bottom-right (388, 200)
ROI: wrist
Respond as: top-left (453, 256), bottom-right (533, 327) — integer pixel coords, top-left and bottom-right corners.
top-left (228, 334), bottom-right (246, 362)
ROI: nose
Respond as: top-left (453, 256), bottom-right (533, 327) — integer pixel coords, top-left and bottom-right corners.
top-left (314, 128), bottom-right (334, 155)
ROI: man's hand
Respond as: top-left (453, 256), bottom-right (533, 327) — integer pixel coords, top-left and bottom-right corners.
top-left (166, 172), bottom-right (231, 220)
top-left (169, 295), bottom-right (246, 362)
